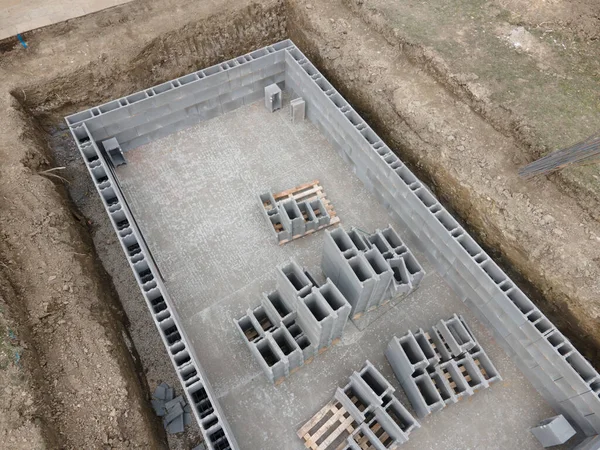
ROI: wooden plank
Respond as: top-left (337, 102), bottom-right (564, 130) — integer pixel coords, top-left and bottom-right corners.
top-left (298, 401), bottom-right (336, 438)
top-left (274, 180), bottom-right (319, 200)
top-left (317, 415), bottom-right (356, 450)
top-left (309, 406), bottom-right (345, 447)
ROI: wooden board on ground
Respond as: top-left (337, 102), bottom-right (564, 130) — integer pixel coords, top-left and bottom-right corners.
top-left (298, 400), bottom-right (358, 450)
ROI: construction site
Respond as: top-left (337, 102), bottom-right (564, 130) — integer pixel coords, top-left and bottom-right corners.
top-left (0, 1), bottom-right (599, 449)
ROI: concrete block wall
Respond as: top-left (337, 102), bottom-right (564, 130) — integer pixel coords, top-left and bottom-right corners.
top-left (67, 123), bottom-right (238, 450)
top-left (65, 40), bottom-right (294, 151)
top-left (259, 190), bottom-right (330, 243)
top-left (66, 40), bottom-right (600, 442)
top-left (235, 259), bottom-right (352, 384)
top-left (283, 43), bottom-right (600, 435)
top-left (321, 225), bottom-right (424, 317)
top-left (385, 314), bottom-right (501, 418)
top-left (333, 360), bottom-right (420, 448)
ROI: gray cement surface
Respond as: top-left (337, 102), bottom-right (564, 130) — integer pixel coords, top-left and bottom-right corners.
top-left (115, 98), bottom-right (570, 449)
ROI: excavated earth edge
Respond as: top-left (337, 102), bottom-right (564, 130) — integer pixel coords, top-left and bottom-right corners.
top-left (286, 0), bottom-right (600, 363)
top-left (0, 0), bottom-right (284, 448)
top-left (341, 0), bottom-right (600, 224)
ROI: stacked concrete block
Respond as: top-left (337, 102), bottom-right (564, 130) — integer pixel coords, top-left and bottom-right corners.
top-left (322, 225), bottom-right (424, 317)
top-left (235, 259), bottom-right (352, 384)
top-left (530, 415), bottom-right (577, 447)
top-left (65, 40), bottom-right (294, 152)
top-left (333, 360), bottom-right (420, 449)
top-left (386, 314), bottom-right (501, 418)
top-left (102, 137), bottom-right (126, 166)
top-left (282, 42), bottom-right (600, 435)
top-left (67, 39), bottom-right (600, 445)
top-left (152, 383), bottom-right (193, 434)
top-left (575, 435), bottom-right (600, 450)
top-left (259, 190), bottom-right (330, 243)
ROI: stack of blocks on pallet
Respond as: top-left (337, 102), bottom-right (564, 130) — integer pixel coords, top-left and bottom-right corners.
top-left (235, 259), bottom-right (351, 384)
top-left (299, 360), bottom-right (420, 450)
top-left (259, 190), bottom-right (331, 243)
top-left (385, 314), bottom-right (502, 418)
top-left (322, 225), bottom-right (424, 318)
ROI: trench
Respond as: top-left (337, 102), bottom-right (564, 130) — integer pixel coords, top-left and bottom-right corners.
top-left (4, 0), bottom-right (599, 445)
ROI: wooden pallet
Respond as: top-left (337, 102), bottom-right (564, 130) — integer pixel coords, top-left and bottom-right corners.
top-left (298, 400), bottom-right (357, 450)
top-left (265, 180), bottom-right (340, 245)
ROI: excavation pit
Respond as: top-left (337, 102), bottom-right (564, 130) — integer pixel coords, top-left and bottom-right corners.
top-left (64, 40), bottom-right (596, 449)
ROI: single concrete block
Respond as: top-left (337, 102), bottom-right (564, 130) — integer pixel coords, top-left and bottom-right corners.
top-left (334, 387), bottom-right (367, 423)
top-left (261, 290), bottom-right (294, 326)
top-left (298, 200), bottom-right (318, 232)
top-left (367, 406), bottom-right (410, 447)
top-left (435, 313), bottom-right (477, 357)
top-left (357, 360), bottom-right (395, 400)
top-left (264, 83), bottom-right (282, 112)
top-left (575, 435), bottom-right (600, 450)
top-left (530, 415), bottom-right (576, 447)
top-left (402, 372), bottom-right (445, 418)
top-left (296, 290), bottom-right (335, 349)
top-left (413, 328), bottom-right (440, 368)
top-left (363, 248), bottom-right (394, 309)
top-left (385, 332), bottom-right (429, 383)
top-left (270, 326), bottom-right (303, 372)
top-left (102, 137), bottom-right (127, 167)
top-left (276, 259), bottom-right (313, 305)
top-left (384, 396), bottom-right (420, 436)
top-left (280, 199), bottom-right (306, 237)
top-left (251, 336), bottom-right (287, 384)
top-left (290, 97), bottom-right (306, 122)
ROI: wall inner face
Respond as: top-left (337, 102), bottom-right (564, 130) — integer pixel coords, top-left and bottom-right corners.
top-left (65, 40), bottom-right (600, 449)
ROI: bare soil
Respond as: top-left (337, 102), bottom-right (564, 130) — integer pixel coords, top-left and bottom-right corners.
top-left (286, 0), bottom-right (600, 362)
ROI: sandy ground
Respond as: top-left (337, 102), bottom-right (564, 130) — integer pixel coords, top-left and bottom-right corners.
top-left (0, 0), bottom-right (598, 447)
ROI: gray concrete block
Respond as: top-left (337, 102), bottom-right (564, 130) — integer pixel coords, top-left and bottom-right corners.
top-left (357, 360), bottom-right (395, 400)
top-left (296, 290), bottom-right (335, 349)
top-left (290, 97), bottom-right (306, 123)
top-left (334, 387), bottom-right (367, 424)
top-left (530, 415), bottom-right (576, 447)
top-left (261, 290), bottom-right (295, 326)
top-left (402, 372), bottom-right (445, 418)
top-left (270, 326), bottom-right (303, 372)
top-left (318, 280), bottom-right (351, 341)
top-left (279, 199), bottom-right (305, 237)
top-left (250, 336), bottom-right (287, 384)
top-left (435, 313), bottom-right (477, 357)
top-left (264, 83), bottom-right (282, 112)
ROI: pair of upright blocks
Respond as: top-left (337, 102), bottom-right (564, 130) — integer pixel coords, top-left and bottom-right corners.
top-left (385, 314), bottom-right (502, 418)
top-left (322, 225), bottom-right (424, 317)
top-left (235, 259), bottom-right (351, 383)
top-left (259, 191), bottom-right (331, 243)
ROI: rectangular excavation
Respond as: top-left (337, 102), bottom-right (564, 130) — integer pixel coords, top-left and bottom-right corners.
top-left (64, 39), bottom-right (599, 449)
